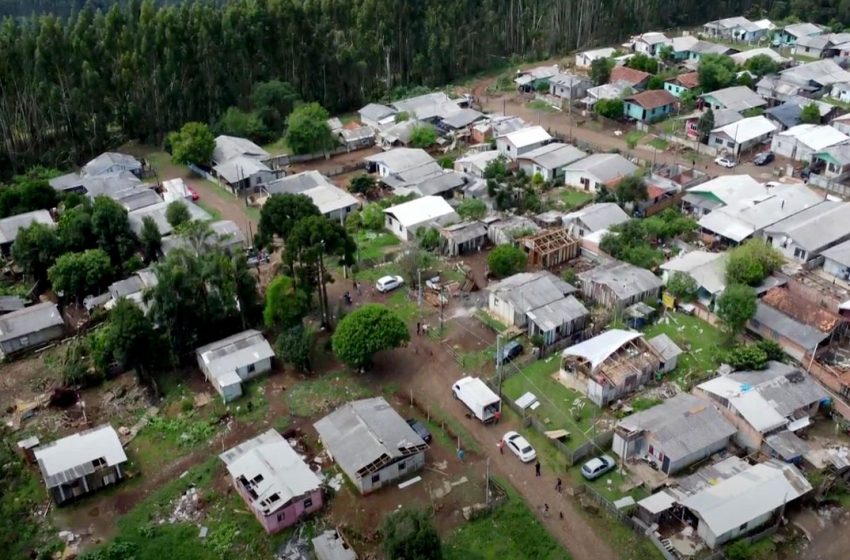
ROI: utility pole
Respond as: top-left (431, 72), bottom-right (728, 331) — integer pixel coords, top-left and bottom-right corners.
top-left (318, 239), bottom-right (329, 329)
top-left (495, 333), bottom-right (502, 397)
top-left (485, 456), bottom-right (491, 505)
top-left (417, 268), bottom-right (422, 307)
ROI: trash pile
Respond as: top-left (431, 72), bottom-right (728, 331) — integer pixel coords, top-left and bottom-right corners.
top-left (163, 486), bottom-right (204, 524)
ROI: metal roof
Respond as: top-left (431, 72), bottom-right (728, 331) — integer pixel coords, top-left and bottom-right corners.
top-left (822, 237), bottom-right (850, 267)
top-left (638, 490), bottom-right (678, 514)
top-left (710, 115), bottom-right (777, 144)
top-left (161, 220), bottom-right (245, 256)
top-left (441, 108), bottom-right (484, 129)
top-left (441, 221), bottom-right (488, 243)
top-left (764, 201), bottom-right (850, 253)
top-left (765, 430), bottom-right (809, 461)
top-left (775, 124), bottom-right (849, 151)
top-left (213, 155), bottom-right (273, 184)
top-left (687, 174), bottom-right (765, 206)
top-left (0, 302), bottom-right (63, 343)
top-left (527, 296), bottom-right (589, 332)
top-left (752, 301), bottom-right (832, 350)
top-left (34, 425), bottom-right (127, 488)
top-left (219, 429), bottom-right (320, 515)
top-left (501, 125), bottom-right (552, 149)
top-left (213, 135), bottom-right (269, 165)
top-left (365, 148), bottom-right (435, 175)
top-left (780, 59), bottom-right (850, 87)
top-left (609, 66), bottom-right (651, 87)
top-left (730, 48), bottom-right (788, 65)
top-left (578, 260), bottom-right (663, 301)
top-left (266, 171), bottom-right (358, 216)
top-left (82, 152), bottom-right (142, 177)
top-left (0, 210), bottom-right (54, 245)
top-left (0, 295), bottom-right (26, 313)
top-left (661, 250), bottom-right (727, 295)
top-left (197, 329), bottom-right (274, 385)
top-left (312, 529), bottom-right (357, 560)
top-left (562, 329), bottom-right (644, 371)
top-left (766, 102), bottom-right (803, 129)
top-left (564, 154), bottom-right (639, 184)
top-left (489, 271), bottom-right (577, 315)
top-left (383, 196), bottom-right (457, 228)
top-left (783, 22), bottom-right (824, 38)
top-left (648, 334), bottom-right (683, 362)
top-left (391, 92), bottom-right (460, 121)
top-left (703, 86), bottom-right (767, 112)
top-left (358, 103), bottom-right (396, 123)
top-left (518, 143), bottom-right (587, 170)
top-left (564, 203), bottom-right (630, 233)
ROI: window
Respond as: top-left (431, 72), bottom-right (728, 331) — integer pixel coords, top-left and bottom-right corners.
top-left (303, 497), bottom-right (313, 508)
top-left (794, 247), bottom-right (806, 259)
top-left (277, 513), bottom-right (284, 522)
top-left (247, 363), bottom-right (256, 374)
top-left (727, 141), bottom-right (735, 149)
top-left (92, 457), bottom-right (106, 468)
top-left (371, 473), bottom-right (380, 483)
top-left (399, 461), bottom-right (406, 471)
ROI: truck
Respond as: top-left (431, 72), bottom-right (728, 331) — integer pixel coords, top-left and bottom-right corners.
top-left (452, 376), bottom-right (501, 423)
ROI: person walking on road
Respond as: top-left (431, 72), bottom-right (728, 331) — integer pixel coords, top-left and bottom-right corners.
top-left (535, 461), bottom-right (541, 477)
top-left (555, 478), bottom-right (562, 493)
top-left (498, 439), bottom-right (505, 454)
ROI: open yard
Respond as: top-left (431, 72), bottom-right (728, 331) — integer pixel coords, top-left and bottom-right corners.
top-left (557, 188), bottom-right (594, 209)
top-left (642, 311), bottom-right (725, 388)
top-left (354, 230), bottom-right (401, 262)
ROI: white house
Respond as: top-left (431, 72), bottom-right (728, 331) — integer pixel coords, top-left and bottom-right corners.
top-left (708, 116), bottom-right (778, 156)
top-left (575, 47), bottom-right (617, 68)
top-left (516, 143), bottom-right (587, 182)
top-left (383, 196), bottom-right (459, 241)
top-left (358, 103), bottom-right (396, 129)
top-left (762, 202), bottom-right (850, 263)
top-left (770, 124), bottom-right (849, 162)
top-left (563, 203), bottom-right (630, 237)
top-left (161, 178), bottom-right (193, 203)
top-left (660, 250), bottom-right (727, 306)
top-left (561, 154), bottom-right (639, 193)
top-left (454, 150), bottom-right (503, 178)
top-left (212, 135), bottom-right (277, 193)
top-left (265, 170), bottom-right (360, 224)
top-left (496, 126), bottom-right (552, 160)
top-left (633, 32), bottom-right (671, 56)
top-left (196, 330), bottom-right (275, 402)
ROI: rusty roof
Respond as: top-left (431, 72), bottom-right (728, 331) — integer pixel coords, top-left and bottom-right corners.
top-left (626, 89), bottom-right (677, 110)
top-left (610, 66), bottom-right (651, 87)
top-left (762, 287), bottom-right (841, 333)
top-left (676, 72), bottom-right (700, 89)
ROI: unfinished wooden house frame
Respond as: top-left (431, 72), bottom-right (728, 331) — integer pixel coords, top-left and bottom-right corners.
top-left (524, 227), bottom-right (580, 269)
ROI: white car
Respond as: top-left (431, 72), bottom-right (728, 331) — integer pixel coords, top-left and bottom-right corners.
top-left (502, 431), bottom-right (536, 463)
top-left (375, 275), bottom-right (404, 293)
top-left (714, 156), bottom-right (736, 168)
top-left (581, 454), bottom-right (616, 480)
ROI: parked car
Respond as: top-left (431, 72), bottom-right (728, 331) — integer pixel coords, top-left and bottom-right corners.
top-left (753, 151), bottom-right (774, 166)
top-left (246, 247), bottom-right (270, 267)
top-left (581, 455), bottom-right (616, 480)
top-left (502, 431), bottom-right (536, 462)
top-left (495, 340), bottom-right (523, 365)
top-left (405, 418), bottom-right (432, 443)
top-left (375, 275), bottom-right (404, 293)
top-left (187, 186), bottom-right (200, 200)
top-left (714, 155), bottom-right (736, 168)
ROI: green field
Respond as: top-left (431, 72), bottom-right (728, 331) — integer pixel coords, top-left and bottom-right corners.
top-left (355, 230), bottom-right (401, 262)
top-left (286, 370), bottom-right (371, 417)
top-left (558, 188), bottom-right (594, 209)
top-left (642, 311), bottom-right (725, 388)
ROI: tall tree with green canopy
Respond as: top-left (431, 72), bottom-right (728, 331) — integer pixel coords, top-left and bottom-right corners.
top-left (666, 272), bottom-right (699, 302)
top-left (800, 102), bottom-right (821, 124)
top-left (57, 201), bottom-right (95, 252)
top-left (276, 325), bottom-right (314, 372)
top-left (251, 80), bottom-right (299, 134)
top-left (48, 248), bottom-right (113, 302)
top-left (590, 57), bottom-right (614, 86)
top-left (726, 239), bottom-right (784, 286)
top-left (381, 508), bottom-right (443, 560)
top-left (698, 54), bottom-right (736, 92)
top-left (168, 121), bottom-right (216, 165)
top-left (487, 245), bottom-right (527, 277)
top-left (12, 222), bottom-right (61, 284)
top-left (409, 124), bottom-right (437, 148)
top-left (101, 298), bottom-right (168, 389)
top-left (91, 196), bottom-right (136, 271)
top-left (0, 168), bottom-right (60, 218)
top-left (696, 108), bottom-right (715, 143)
top-left (284, 102), bottom-right (336, 155)
top-left (716, 283), bottom-right (757, 336)
top-left (214, 107), bottom-right (271, 143)
top-left (349, 174), bottom-right (377, 197)
top-left (615, 174), bottom-right (648, 203)
top-left (140, 216), bottom-right (162, 262)
top-left (743, 54), bottom-right (780, 78)
top-left (165, 200), bottom-right (191, 228)
top-left (256, 193), bottom-right (320, 249)
top-left (332, 304), bottom-right (409, 369)
top-left (264, 274), bottom-right (310, 330)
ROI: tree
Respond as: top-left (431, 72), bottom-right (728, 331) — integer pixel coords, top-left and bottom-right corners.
top-left (726, 239), bottom-right (784, 286)
top-left (595, 98), bottom-right (624, 119)
top-left (716, 283), bottom-right (757, 335)
top-left (57, 202), bottom-right (95, 252)
top-left (214, 106), bottom-right (271, 143)
top-left (457, 198), bottom-right (487, 220)
top-left (332, 304), bottom-right (410, 369)
top-left (590, 57), bottom-right (614, 86)
top-left (0, 170), bottom-right (60, 219)
top-left (667, 272), bottom-right (699, 301)
top-left (359, 202), bottom-right (386, 231)
top-left (756, 339), bottom-right (785, 362)
top-left (168, 122), bottom-right (215, 165)
top-left (256, 193), bottom-right (321, 249)
top-left (658, 44), bottom-right (675, 61)
top-left (48, 249), bottom-right (113, 302)
top-left (264, 275), bottom-right (310, 330)
top-left (646, 75), bottom-right (665, 90)
top-left (166, 200), bottom-right (191, 228)
top-left (615, 174), bottom-right (648, 203)
top-left (410, 124), bottom-right (437, 148)
top-left (698, 54), bottom-right (736, 92)
top-left (12, 222), bottom-right (61, 283)
top-left (626, 53), bottom-right (658, 74)
top-left (484, 157), bottom-right (509, 180)
top-left (696, 108), bottom-right (715, 143)
top-left (416, 227), bottom-right (440, 251)
top-left (140, 216), bottom-right (162, 262)
top-left (394, 111), bottom-right (410, 123)
top-left (275, 325), bottom-right (314, 372)
top-left (488, 244), bottom-right (527, 277)
top-left (800, 102), bottom-right (821, 124)
top-left (743, 54), bottom-right (780, 78)
top-left (284, 102), bottom-right (336, 155)
top-left (102, 299), bottom-right (167, 387)
top-left (350, 174), bottom-right (377, 196)
top-left (251, 80), bottom-right (299, 134)
top-left (726, 343), bottom-right (768, 370)
top-left (534, 79), bottom-right (551, 93)
top-left (381, 508), bottom-right (443, 560)
top-left (91, 196), bottom-right (137, 270)
top-left (600, 220), bottom-right (664, 269)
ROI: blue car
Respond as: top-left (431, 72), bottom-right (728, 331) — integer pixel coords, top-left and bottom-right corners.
top-left (496, 340), bottom-right (523, 365)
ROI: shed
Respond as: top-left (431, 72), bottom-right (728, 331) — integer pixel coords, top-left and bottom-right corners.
top-left (440, 221), bottom-right (488, 257)
top-left (648, 334), bottom-right (683, 373)
top-left (764, 430), bottom-right (809, 464)
top-left (523, 228), bottom-right (580, 269)
top-left (196, 330), bottom-right (275, 402)
top-left (0, 302), bottom-right (65, 357)
top-left (496, 126), bottom-right (552, 160)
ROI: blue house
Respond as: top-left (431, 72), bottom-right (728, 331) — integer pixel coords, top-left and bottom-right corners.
top-left (776, 22), bottom-right (824, 46)
top-left (664, 72), bottom-right (699, 98)
top-left (624, 90), bottom-right (677, 123)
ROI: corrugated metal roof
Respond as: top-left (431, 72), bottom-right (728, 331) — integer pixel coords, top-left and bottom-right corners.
top-left (501, 125), bottom-right (552, 149)
top-left (34, 425), bottom-right (127, 488)
top-left (564, 203), bottom-right (629, 234)
top-left (197, 330), bottom-right (274, 384)
top-left (661, 251), bottom-right (727, 295)
top-left (489, 271), bottom-right (577, 315)
top-left (578, 260), bottom-right (663, 301)
top-left (564, 154), bottom-right (639, 184)
top-left (562, 329), bottom-right (643, 371)
top-left (213, 135), bottom-right (269, 165)
top-left (0, 210), bottom-right (55, 245)
top-left (519, 143), bottom-right (587, 170)
top-left (527, 295), bottom-right (589, 332)
top-left (648, 334), bottom-right (683, 361)
top-left (0, 302), bottom-right (63, 343)
top-left (384, 196), bottom-right (457, 228)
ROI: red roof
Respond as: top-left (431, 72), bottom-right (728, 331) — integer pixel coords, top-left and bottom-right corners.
top-left (610, 66), bottom-right (651, 87)
top-left (676, 72), bottom-right (700, 89)
top-left (625, 89), bottom-right (677, 110)
top-left (762, 287), bottom-right (841, 333)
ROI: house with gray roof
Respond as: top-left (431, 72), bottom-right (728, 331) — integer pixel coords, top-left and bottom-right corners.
top-left (762, 201), bottom-right (850, 263)
top-left (517, 143), bottom-right (588, 182)
top-left (161, 219), bottom-right (246, 257)
top-left (561, 154), bottom-right (639, 193)
top-left (82, 152), bottom-right (143, 178)
top-left (660, 250), bottom-right (727, 306)
top-left (777, 22), bottom-right (825, 46)
top-left (266, 171), bottom-right (359, 224)
top-left (0, 209), bottom-right (55, 254)
top-left (0, 302), bottom-right (64, 358)
top-left (314, 397), bottom-right (428, 494)
top-left (578, 260), bottom-right (663, 309)
top-left (212, 135), bottom-right (278, 192)
top-left (358, 103), bottom-right (396, 129)
top-left (822, 237), bottom-right (850, 281)
top-left (563, 203), bottom-right (630, 238)
top-left (110, 186), bottom-right (162, 212)
top-left (196, 330), bottom-right (275, 402)
top-left (440, 221), bottom-right (488, 257)
top-left (107, 267), bottom-right (158, 313)
top-left (391, 92), bottom-right (460, 122)
top-left (34, 424), bottom-right (127, 505)
top-left (440, 108), bottom-right (485, 131)
top-left (613, 393), bottom-right (735, 475)
top-left (701, 86), bottom-right (767, 113)
top-left (703, 16), bottom-right (767, 42)
top-left (127, 200), bottom-right (211, 237)
top-left (220, 429), bottom-right (323, 534)
top-left (648, 333), bottom-right (683, 374)
top-left (549, 73), bottom-right (591, 102)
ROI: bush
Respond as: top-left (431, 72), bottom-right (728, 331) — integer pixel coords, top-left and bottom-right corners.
top-left (726, 239), bottom-right (784, 286)
top-left (487, 245), bottom-right (527, 278)
top-left (726, 344), bottom-right (768, 371)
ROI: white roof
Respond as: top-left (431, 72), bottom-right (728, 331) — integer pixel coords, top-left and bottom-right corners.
top-left (687, 174), bottom-right (765, 206)
top-left (730, 48), bottom-right (788, 65)
top-left (562, 329), bottom-right (643, 372)
top-left (661, 251), bottom-right (728, 294)
top-left (213, 135), bottom-right (269, 164)
top-left (161, 178), bottom-right (191, 202)
top-left (128, 200), bottom-right (211, 236)
top-left (501, 125), bottom-right (552, 149)
top-left (197, 329), bottom-right (275, 385)
top-left (683, 460), bottom-right (811, 538)
top-left (384, 195), bottom-right (458, 228)
top-left (455, 150), bottom-right (502, 171)
top-left (775, 124), bottom-right (849, 151)
top-left (213, 155), bottom-right (273, 184)
top-left (637, 32), bottom-right (670, 45)
top-left (698, 376), bottom-right (787, 432)
top-left (34, 425), bottom-right (127, 488)
top-left (220, 429), bottom-right (321, 515)
top-left (711, 115), bottom-right (777, 144)
top-left (639, 490), bottom-right (678, 514)
top-left (564, 153), bottom-right (639, 184)
top-left (365, 148), bottom-right (435, 175)
top-left (266, 170), bottom-right (358, 216)
top-left (580, 47), bottom-right (617, 60)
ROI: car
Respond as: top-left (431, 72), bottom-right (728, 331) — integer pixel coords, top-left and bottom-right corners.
top-left (502, 431), bottom-right (536, 462)
top-left (375, 275), bottom-right (404, 293)
top-left (495, 340), bottom-right (523, 365)
top-left (187, 186), bottom-right (200, 200)
top-left (714, 156), bottom-right (737, 168)
top-left (753, 151), bottom-right (774, 166)
top-left (580, 454), bottom-right (616, 480)
top-left (406, 418), bottom-right (432, 443)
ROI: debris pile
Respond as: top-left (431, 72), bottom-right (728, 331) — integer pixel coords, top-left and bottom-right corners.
top-left (163, 487), bottom-right (204, 524)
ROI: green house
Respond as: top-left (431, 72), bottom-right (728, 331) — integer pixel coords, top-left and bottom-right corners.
top-left (624, 90), bottom-right (678, 123)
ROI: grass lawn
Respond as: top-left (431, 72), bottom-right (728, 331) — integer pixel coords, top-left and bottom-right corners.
top-left (386, 290), bottom-right (421, 322)
top-left (527, 99), bottom-right (558, 113)
top-left (458, 345), bottom-right (496, 371)
top-left (558, 188), bottom-right (594, 209)
top-left (195, 199), bottom-right (222, 220)
top-left (624, 130), bottom-right (645, 147)
top-left (642, 311), bottom-right (726, 389)
top-left (355, 230), bottom-right (400, 262)
top-left (648, 137), bottom-right (669, 151)
top-left (474, 309), bottom-right (508, 333)
top-left (443, 480), bottom-right (567, 560)
top-left (286, 370), bottom-right (371, 417)
top-left (262, 137), bottom-right (289, 155)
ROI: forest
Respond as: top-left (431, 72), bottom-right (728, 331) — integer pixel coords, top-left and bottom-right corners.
top-left (0, 0), bottom-right (846, 175)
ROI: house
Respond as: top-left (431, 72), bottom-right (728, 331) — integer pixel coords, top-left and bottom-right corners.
top-left (695, 361), bottom-right (828, 449)
top-left (577, 260), bottom-right (663, 309)
top-left (562, 203), bottom-right (630, 237)
top-left (633, 32), bottom-right (671, 56)
top-left (762, 201), bottom-right (850, 262)
top-left (0, 209), bottom-right (54, 254)
top-left (701, 86), bottom-right (767, 113)
top-left (780, 59), bottom-right (850, 92)
top-left (648, 334), bottom-right (683, 374)
top-left (265, 171), bottom-right (359, 225)
top-left (609, 66), bottom-right (651, 90)
top-left (660, 250), bottom-right (727, 306)
top-left (107, 267), bottom-right (158, 312)
top-left (314, 397), bottom-right (428, 494)
top-left (0, 295), bottom-right (25, 315)
top-left (337, 125), bottom-right (376, 151)
top-left (623, 90), bottom-right (677, 123)
top-left (680, 107), bottom-right (743, 139)
top-left (496, 125), bottom-right (552, 160)
top-left (440, 221), bottom-right (488, 257)
top-left (488, 271), bottom-right (587, 345)
top-left (34, 425), bottom-right (127, 505)
top-left (832, 113), bottom-right (850, 135)
top-left (515, 65), bottom-right (560, 92)
top-left (219, 429), bottom-right (323, 534)
top-left (377, 119), bottom-right (419, 149)
top-left (756, 75), bottom-right (809, 103)
top-left (697, 183), bottom-right (825, 245)
top-left (708, 115), bottom-right (778, 156)
top-left (560, 329), bottom-right (662, 406)
top-left (575, 47), bottom-right (618, 68)
top-left (765, 102), bottom-right (805, 130)
top-left (664, 72), bottom-right (699, 97)
top-left (161, 220), bottom-right (247, 257)
top-left (0, 302), bottom-right (64, 358)
top-left (313, 529), bottom-right (357, 560)
top-left (680, 174), bottom-right (766, 217)
top-left (454, 150), bottom-right (502, 178)
top-left (770, 124), bottom-right (849, 162)
top-left (486, 215), bottom-right (540, 245)
top-left (612, 393), bottom-right (735, 475)
top-left (730, 48), bottom-right (788, 67)
top-left (833, 82), bottom-right (850, 103)
top-left (110, 186), bottom-right (162, 212)
top-left (196, 330), bottom-right (275, 402)
top-left (549, 73), bottom-right (592, 102)
top-left (364, 148), bottom-right (437, 178)
top-left (809, 142), bottom-right (850, 196)
top-left (161, 178), bottom-right (193, 203)
top-left (358, 103), bottom-right (396, 129)
top-left (821, 237), bottom-right (850, 281)
top-left (440, 108), bottom-right (486, 133)
top-left (391, 92), bottom-right (460, 122)
top-left (471, 115), bottom-right (527, 143)
top-left (82, 152), bottom-right (143, 178)
top-left (516, 143), bottom-right (587, 182)
top-left (581, 81), bottom-right (634, 109)
top-left (127, 200), bottom-right (211, 237)
top-left (212, 135), bottom-right (277, 192)
top-left (748, 288), bottom-right (844, 361)
top-left (681, 460), bottom-right (811, 548)
top-left (703, 17), bottom-right (767, 42)
top-left (384, 196), bottom-right (459, 241)
top-left (50, 171), bottom-right (144, 199)
top-left (561, 154), bottom-right (639, 193)
top-left (794, 32), bottom-right (850, 59)
top-left (777, 22), bottom-right (825, 46)
top-left (672, 37), bottom-right (734, 62)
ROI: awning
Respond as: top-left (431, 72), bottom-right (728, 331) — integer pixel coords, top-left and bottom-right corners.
top-left (787, 416), bottom-right (811, 432)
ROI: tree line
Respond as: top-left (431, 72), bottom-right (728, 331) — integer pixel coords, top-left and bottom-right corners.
top-left (0, 0), bottom-right (764, 176)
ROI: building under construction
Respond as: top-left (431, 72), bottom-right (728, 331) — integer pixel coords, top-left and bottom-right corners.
top-left (523, 227), bottom-right (580, 269)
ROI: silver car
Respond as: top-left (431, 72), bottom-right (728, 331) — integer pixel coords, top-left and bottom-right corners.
top-left (581, 454), bottom-right (616, 480)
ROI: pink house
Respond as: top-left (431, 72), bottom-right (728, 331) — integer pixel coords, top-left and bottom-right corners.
top-left (220, 429), bottom-right (323, 534)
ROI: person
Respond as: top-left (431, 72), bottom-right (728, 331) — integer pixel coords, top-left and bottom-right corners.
top-left (555, 478), bottom-right (562, 493)
top-left (494, 410), bottom-right (502, 424)
top-left (535, 461), bottom-right (541, 477)
top-left (416, 322), bottom-right (421, 335)
top-left (356, 281), bottom-right (362, 295)
top-left (457, 448), bottom-right (465, 461)
top-left (543, 503), bottom-right (549, 517)
top-left (559, 511), bottom-right (564, 520)
top-left (498, 439), bottom-right (505, 454)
